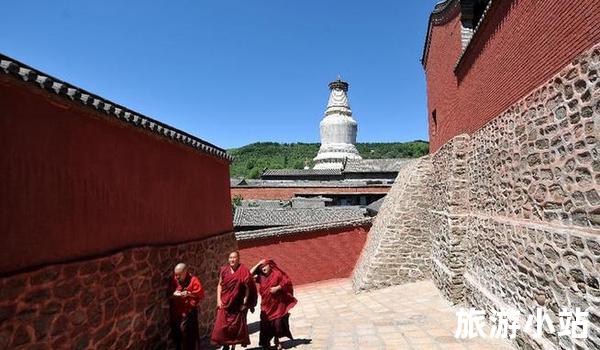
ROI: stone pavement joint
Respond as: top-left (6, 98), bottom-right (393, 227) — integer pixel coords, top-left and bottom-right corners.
top-left (202, 278), bottom-right (513, 350)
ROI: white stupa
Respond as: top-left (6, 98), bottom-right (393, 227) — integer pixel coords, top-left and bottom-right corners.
top-left (313, 78), bottom-right (362, 169)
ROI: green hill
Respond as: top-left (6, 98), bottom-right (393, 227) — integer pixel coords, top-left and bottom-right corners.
top-left (228, 141), bottom-right (429, 179)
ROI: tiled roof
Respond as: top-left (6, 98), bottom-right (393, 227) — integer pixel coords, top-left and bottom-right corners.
top-left (0, 54), bottom-right (232, 162)
top-left (233, 206), bottom-right (367, 228)
top-left (235, 217), bottom-right (372, 241)
top-left (262, 169), bottom-right (342, 177)
top-left (421, 0), bottom-right (460, 67)
top-left (231, 178), bottom-right (244, 186)
top-left (421, 0), bottom-right (495, 70)
top-left (454, 0), bottom-right (495, 71)
top-left (366, 196), bottom-right (387, 215)
top-left (231, 179), bottom-right (394, 188)
top-left (238, 197), bottom-right (331, 209)
top-left (344, 159), bottom-right (411, 173)
top-left (240, 200), bottom-right (287, 208)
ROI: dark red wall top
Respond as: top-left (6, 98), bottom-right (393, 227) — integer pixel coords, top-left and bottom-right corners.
top-left (424, 0), bottom-right (600, 152)
top-left (0, 76), bottom-right (233, 274)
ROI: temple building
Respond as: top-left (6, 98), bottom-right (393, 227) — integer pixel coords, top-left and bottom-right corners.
top-left (313, 78), bottom-right (362, 169)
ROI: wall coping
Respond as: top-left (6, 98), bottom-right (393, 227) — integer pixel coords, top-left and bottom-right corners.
top-left (0, 53), bottom-right (232, 162)
top-left (235, 217), bottom-right (372, 241)
top-left (453, 0), bottom-right (498, 74)
top-left (421, 0), bottom-right (461, 68)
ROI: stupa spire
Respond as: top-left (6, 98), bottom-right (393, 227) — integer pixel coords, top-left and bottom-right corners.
top-left (313, 78), bottom-right (362, 170)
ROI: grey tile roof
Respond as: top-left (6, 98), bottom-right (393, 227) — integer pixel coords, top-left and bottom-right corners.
top-left (343, 159), bottom-right (411, 173)
top-left (240, 200), bottom-right (287, 208)
top-left (233, 206), bottom-right (368, 228)
top-left (454, 0), bottom-right (495, 71)
top-left (0, 54), bottom-right (232, 162)
top-left (235, 217), bottom-right (372, 241)
top-left (230, 178), bottom-right (244, 186)
top-left (231, 179), bottom-right (394, 188)
top-left (421, 0), bottom-right (460, 66)
top-left (366, 196), bottom-right (386, 215)
top-left (262, 169), bottom-right (342, 177)
top-left (421, 0), bottom-right (495, 69)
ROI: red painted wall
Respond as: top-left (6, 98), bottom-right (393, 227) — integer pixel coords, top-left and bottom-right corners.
top-left (231, 186), bottom-right (390, 200)
top-left (425, 0), bottom-right (600, 152)
top-left (238, 225), bottom-right (369, 285)
top-left (0, 75), bottom-right (233, 274)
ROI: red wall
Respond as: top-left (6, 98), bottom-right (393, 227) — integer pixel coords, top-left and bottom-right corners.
top-left (231, 186), bottom-right (390, 200)
top-left (238, 225), bottom-right (369, 285)
top-left (425, 0), bottom-right (600, 152)
top-left (0, 76), bottom-right (233, 274)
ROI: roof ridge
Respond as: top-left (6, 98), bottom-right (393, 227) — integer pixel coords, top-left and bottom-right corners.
top-left (0, 53), bottom-right (232, 162)
top-left (235, 217), bottom-right (373, 241)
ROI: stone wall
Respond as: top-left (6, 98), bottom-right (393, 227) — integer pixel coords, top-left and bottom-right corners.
top-left (465, 44), bottom-right (599, 350)
top-left (0, 233), bottom-right (237, 349)
top-left (429, 134), bottom-right (471, 302)
top-left (353, 44), bottom-right (600, 349)
top-left (352, 158), bottom-right (432, 291)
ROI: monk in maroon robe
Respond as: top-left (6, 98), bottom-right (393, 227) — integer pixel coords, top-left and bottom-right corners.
top-left (211, 251), bottom-right (258, 350)
top-left (250, 258), bottom-right (297, 350)
top-left (168, 263), bottom-right (205, 350)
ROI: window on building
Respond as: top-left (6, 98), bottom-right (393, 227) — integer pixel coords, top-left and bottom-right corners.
top-left (432, 109), bottom-right (437, 136)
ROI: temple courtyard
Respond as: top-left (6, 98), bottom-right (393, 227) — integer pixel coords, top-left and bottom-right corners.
top-left (203, 278), bottom-right (513, 349)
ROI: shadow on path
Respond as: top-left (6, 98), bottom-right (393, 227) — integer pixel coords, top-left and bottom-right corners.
top-left (244, 338), bottom-right (312, 350)
top-left (200, 337), bottom-right (312, 350)
top-left (248, 321), bottom-right (260, 335)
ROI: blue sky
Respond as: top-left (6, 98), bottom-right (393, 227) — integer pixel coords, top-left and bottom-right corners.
top-left (1, 0), bottom-right (438, 149)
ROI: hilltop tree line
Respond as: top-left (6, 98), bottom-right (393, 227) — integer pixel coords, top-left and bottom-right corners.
top-left (228, 141), bottom-right (429, 179)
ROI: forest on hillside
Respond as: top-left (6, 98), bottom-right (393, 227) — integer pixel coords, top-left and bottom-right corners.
top-left (228, 141), bottom-right (429, 179)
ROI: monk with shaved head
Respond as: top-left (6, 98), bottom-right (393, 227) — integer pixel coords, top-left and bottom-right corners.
top-left (211, 251), bottom-right (258, 350)
top-left (168, 262), bottom-right (205, 350)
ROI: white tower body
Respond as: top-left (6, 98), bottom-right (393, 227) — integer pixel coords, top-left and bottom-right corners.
top-left (313, 79), bottom-right (362, 169)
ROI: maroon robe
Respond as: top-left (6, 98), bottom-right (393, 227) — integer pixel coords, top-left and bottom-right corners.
top-left (256, 259), bottom-right (297, 346)
top-left (211, 264), bottom-right (258, 346)
top-left (168, 273), bottom-right (205, 350)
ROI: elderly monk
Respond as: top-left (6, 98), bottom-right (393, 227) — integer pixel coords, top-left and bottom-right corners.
top-left (168, 263), bottom-right (205, 350)
top-left (250, 258), bottom-right (297, 350)
top-left (211, 251), bottom-right (258, 350)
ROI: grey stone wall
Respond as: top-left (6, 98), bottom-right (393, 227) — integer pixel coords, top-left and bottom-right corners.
top-left (352, 157), bottom-right (432, 291)
top-left (462, 44), bottom-right (599, 350)
top-left (352, 43), bottom-right (600, 349)
top-left (429, 134), bottom-right (471, 303)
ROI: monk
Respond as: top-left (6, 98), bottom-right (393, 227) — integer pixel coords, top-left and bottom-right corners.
top-left (168, 263), bottom-right (205, 350)
top-left (211, 251), bottom-right (258, 350)
top-left (250, 259), bottom-right (297, 350)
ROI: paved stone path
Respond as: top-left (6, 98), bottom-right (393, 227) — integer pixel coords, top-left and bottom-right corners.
top-left (203, 278), bottom-right (513, 349)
